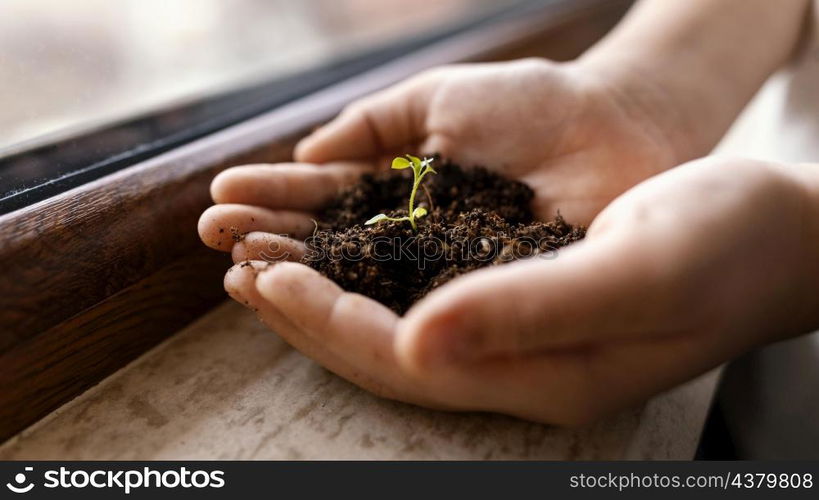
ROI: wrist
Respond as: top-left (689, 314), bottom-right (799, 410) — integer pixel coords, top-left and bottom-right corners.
top-left (570, 55), bottom-right (706, 166)
top-left (573, 0), bottom-right (810, 167)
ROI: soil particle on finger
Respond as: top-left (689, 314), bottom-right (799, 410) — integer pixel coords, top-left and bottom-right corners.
top-left (231, 227), bottom-right (246, 243)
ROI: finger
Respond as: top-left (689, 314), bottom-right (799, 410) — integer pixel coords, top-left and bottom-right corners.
top-left (198, 204), bottom-right (315, 251)
top-left (396, 231), bottom-right (692, 371)
top-left (211, 162), bottom-right (373, 210)
top-left (389, 309), bottom-right (729, 426)
top-left (294, 73), bottom-right (438, 163)
top-left (393, 312), bottom-right (734, 426)
top-left (225, 261), bottom-right (422, 404)
top-left (224, 261), bottom-right (344, 365)
top-left (224, 260), bottom-right (276, 311)
top-left (469, 323), bottom-right (737, 426)
top-left (257, 263), bottom-right (396, 355)
top-left (255, 262), bottom-right (463, 408)
top-left (231, 232), bottom-right (306, 264)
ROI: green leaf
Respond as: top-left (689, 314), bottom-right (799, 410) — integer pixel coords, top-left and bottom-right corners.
top-left (391, 157), bottom-right (411, 170)
top-left (365, 213), bottom-right (389, 225)
top-left (412, 206), bottom-right (428, 219)
top-left (406, 155), bottom-right (422, 168)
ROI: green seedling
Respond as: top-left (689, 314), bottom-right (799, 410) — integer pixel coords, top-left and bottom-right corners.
top-left (365, 155), bottom-right (436, 231)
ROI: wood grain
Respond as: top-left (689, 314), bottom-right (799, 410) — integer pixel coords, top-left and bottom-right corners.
top-left (0, 139), bottom-right (299, 351)
top-left (0, 249), bottom-right (229, 437)
top-left (0, 0), bottom-right (632, 442)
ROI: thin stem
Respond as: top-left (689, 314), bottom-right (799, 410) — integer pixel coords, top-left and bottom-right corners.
top-left (408, 168), bottom-right (420, 231)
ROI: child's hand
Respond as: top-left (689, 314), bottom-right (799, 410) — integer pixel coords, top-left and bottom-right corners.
top-left (292, 58), bottom-right (689, 225)
top-left (199, 58), bottom-right (686, 256)
top-left (218, 158), bottom-right (819, 425)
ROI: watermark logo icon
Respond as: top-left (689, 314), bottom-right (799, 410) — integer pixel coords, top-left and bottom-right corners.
top-left (6, 466), bottom-right (35, 494)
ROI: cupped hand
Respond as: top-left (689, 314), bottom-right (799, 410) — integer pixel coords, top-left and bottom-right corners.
top-left (199, 58), bottom-right (685, 257)
top-left (293, 58), bottom-right (686, 224)
top-left (198, 57), bottom-right (686, 277)
top-left (209, 157), bottom-right (818, 425)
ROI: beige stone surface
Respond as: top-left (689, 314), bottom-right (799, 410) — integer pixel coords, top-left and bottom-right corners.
top-left (0, 301), bottom-right (718, 460)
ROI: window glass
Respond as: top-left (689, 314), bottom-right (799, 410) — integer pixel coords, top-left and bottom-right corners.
top-left (0, 0), bottom-right (512, 153)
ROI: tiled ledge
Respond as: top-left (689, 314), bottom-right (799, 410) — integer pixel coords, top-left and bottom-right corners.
top-left (0, 301), bottom-right (719, 460)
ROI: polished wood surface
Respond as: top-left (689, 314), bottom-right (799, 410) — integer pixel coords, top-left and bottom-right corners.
top-left (0, 249), bottom-right (228, 436)
top-left (0, 0), bottom-right (632, 442)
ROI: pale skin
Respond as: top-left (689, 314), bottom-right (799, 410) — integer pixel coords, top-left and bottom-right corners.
top-left (198, 0), bottom-right (819, 424)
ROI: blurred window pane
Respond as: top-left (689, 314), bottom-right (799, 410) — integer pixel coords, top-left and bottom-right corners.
top-left (0, 0), bottom-right (511, 153)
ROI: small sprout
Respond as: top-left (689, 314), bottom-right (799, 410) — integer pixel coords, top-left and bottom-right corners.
top-left (365, 155), bottom-right (436, 231)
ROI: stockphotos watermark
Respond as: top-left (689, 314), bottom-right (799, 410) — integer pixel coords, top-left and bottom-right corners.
top-left (5, 465), bottom-right (224, 495)
top-left (254, 232), bottom-right (562, 268)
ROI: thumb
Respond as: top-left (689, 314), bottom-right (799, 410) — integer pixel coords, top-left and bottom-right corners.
top-left (396, 229), bottom-right (688, 372)
top-left (294, 73), bottom-right (438, 163)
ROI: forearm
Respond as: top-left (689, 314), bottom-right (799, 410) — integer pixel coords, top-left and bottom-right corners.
top-left (577, 0), bottom-right (810, 163)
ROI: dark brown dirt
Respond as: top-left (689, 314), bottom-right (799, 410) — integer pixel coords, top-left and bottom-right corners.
top-left (303, 161), bottom-right (585, 314)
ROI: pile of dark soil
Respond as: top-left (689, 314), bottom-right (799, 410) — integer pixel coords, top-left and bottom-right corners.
top-left (303, 161), bottom-right (585, 314)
